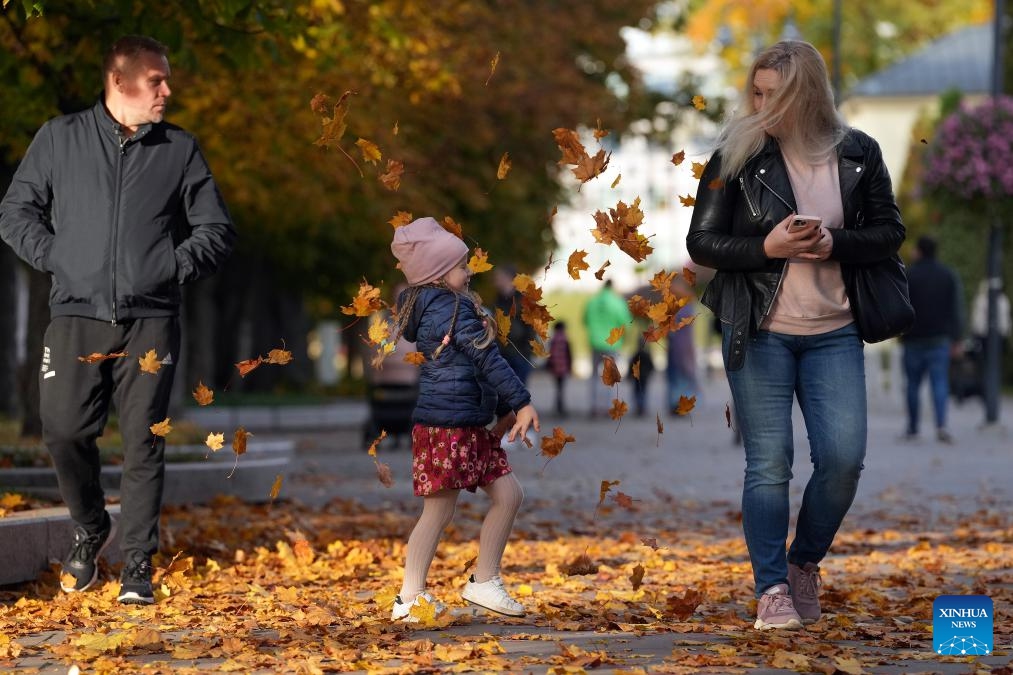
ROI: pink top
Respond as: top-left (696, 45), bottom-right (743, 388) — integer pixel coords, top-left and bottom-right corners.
top-left (762, 149), bottom-right (853, 335)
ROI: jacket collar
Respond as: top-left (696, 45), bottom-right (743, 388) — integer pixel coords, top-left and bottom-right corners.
top-left (92, 98), bottom-right (153, 143)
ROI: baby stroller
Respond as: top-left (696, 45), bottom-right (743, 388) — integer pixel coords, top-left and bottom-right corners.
top-left (362, 335), bottom-right (419, 449)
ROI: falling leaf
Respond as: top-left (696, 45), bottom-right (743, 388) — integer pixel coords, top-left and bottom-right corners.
top-left (590, 197), bottom-right (652, 262)
top-left (269, 472), bottom-right (285, 498)
top-left (192, 381), bottom-right (214, 406)
top-left (613, 491), bottom-right (636, 509)
top-left (403, 351), bottom-right (425, 365)
top-left (691, 161), bottom-right (707, 180)
top-left (630, 563), bottom-right (645, 591)
top-left (138, 350), bottom-right (162, 374)
top-left (392, 121), bottom-right (399, 135)
top-left (671, 150), bottom-right (685, 166)
top-left (468, 248), bottom-right (494, 274)
top-left (641, 537), bottom-right (660, 550)
top-left (233, 428), bottom-right (251, 456)
top-left (367, 430), bottom-right (387, 457)
top-left (725, 403), bottom-right (732, 427)
top-left (610, 173), bottom-right (621, 188)
top-left (496, 152), bottom-right (511, 180)
top-left (605, 326), bottom-right (625, 347)
top-left (567, 250), bottom-right (589, 280)
top-left (367, 315), bottom-right (391, 346)
top-left (150, 418), bottom-right (172, 437)
top-left (485, 51), bottom-right (500, 86)
top-left (572, 148), bottom-right (611, 183)
top-left (205, 432), bottom-right (225, 452)
top-left (656, 413), bottom-right (664, 436)
top-left (309, 92), bottom-right (331, 115)
top-left (313, 90), bottom-right (355, 149)
top-left (593, 118), bottom-right (610, 140)
top-left (598, 480), bottom-right (620, 506)
top-left (441, 216), bottom-right (463, 238)
top-left (494, 307), bottom-right (511, 345)
top-left (682, 266), bottom-right (697, 286)
top-left (78, 352), bottom-right (128, 363)
top-left (379, 159), bottom-right (404, 191)
top-left (341, 280), bottom-right (383, 317)
top-left (561, 553), bottom-right (598, 576)
top-left (692, 94), bottom-right (706, 110)
top-left (235, 356), bottom-right (264, 378)
top-left (389, 210), bottom-right (413, 228)
top-left (355, 138), bottom-right (381, 164)
top-left (552, 127), bottom-right (610, 184)
top-left (540, 427), bottom-right (575, 458)
top-left (601, 355), bottom-right (621, 386)
top-left (594, 260), bottom-right (611, 280)
top-left (631, 357), bottom-right (641, 381)
top-left (375, 460), bottom-right (394, 488)
top-left (675, 395), bottom-right (696, 416)
top-left (678, 194), bottom-right (696, 207)
top-left (265, 346), bottom-right (293, 365)
top-left (609, 398), bottom-right (628, 420)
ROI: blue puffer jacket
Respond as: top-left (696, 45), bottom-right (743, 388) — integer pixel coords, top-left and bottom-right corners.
top-left (402, 286), bottom-right (531, 427)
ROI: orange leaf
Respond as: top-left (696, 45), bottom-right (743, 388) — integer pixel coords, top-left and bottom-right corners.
top-left (441, 216), bottom-right (463, 239)
top-left (496, 152), bottom-right (511, 180)
top-left (609, 398), bottom-right (628, 420)
top-left (593, 118), bottom-right (610, 140)
top-left (540, 427), bottom-right (575, 458)
top-left (341, 280), bottom-right (384, 317)
top-left (265, 346), bottom-right (293, 365)
top-left (671, 150), bottom-right (685, 166)
top-left (78, 351), bottom-right (128, 364)
top-left (605, 326), bottom-right (625, 347)
top-left (403, 351), bottom-right (426, 365)
top-left (367, 429), bottom-right (387, 457)
top-left (675, 395), bottom-right (697, 416)
top-left (313, 90), bottom-right (354, 149)
top-left (691, 161), bottom-right (707, 180)
top-left (630, 563), bottom-right (645, 591)
top-left (641, 537), bottom-right (660, 550)
top-left (494, 308), bottom-right (511, 345)
top-left (572, 148), bottom-right (611, 183)
top-left (355, 138), bottom-right (381, 164)
top-left (235, 356), bottom-right (264, 378)
top-left (149, 417), bottom-right (172, 437)
top-left (192, 381), bottom-right (214, 406)
top-left (567, 250), bottom-right (589, 280)
top-left (551, 127), bottom-right (587, 165)
top-left (368, 316), bottom-right (391, 346)
top-left (468, 248), bottom-right (493, 274)
top-left (485, 51), bottom-right (500, 86)
top-left (375, 460), bottom-right (394, 487)
top-left (232, 427), bottom-right (251, 456)
top-left (389, 210), bottom-right (413, 228)
top-left (205, 432), bottom-right (225, 452)
top-left (598, 480), bottom-right (620, 506)
top-left (601, 355), bottom-right (621, 386)
top-left (594, 260), bottom-right (611, 280)
top-left (692, 94), bottom-right (707, 110)
top-left (678, 194), bottom-right (696, 207)
top-left (682, 266), bottom-right (697, 286)
top-left (138, 350), bottom-right (162, 374)
top-left (631, 357), bottom-right (641, 381)
top-left (379, 159), bottom-right (404, 191)
top-left (613, 491), bottom-right (636, 509)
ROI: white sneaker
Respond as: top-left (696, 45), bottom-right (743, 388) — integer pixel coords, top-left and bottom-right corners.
top-left (461, 575), bottom-right (525, 617)
top-left (391, 591), bottom-right (446, 622)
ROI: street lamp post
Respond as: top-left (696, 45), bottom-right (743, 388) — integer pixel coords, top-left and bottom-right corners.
top-left (983, 0), bottom-right (1006, 425)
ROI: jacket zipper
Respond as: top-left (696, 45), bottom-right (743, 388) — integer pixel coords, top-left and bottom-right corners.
top-left (752, 171), bottom-right (795, 324)
top-left (111, 132), bottom-right (128, 325)
top-left (738, 177), bottom-right (759, 217)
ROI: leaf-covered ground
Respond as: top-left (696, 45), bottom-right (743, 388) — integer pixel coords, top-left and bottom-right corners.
top-left (1, 489), bottom-right (1010, 674)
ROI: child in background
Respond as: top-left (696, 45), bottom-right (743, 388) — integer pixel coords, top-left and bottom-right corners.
top-left (545, 321), bottom-right (573, 417)
top-left (629, 335), bottom-right (655, 417)
top-left (388, 217), bottom-right (540, 622)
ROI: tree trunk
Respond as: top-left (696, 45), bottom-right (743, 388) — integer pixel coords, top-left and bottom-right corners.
top-left (19, 268), bottom-right (49, 437)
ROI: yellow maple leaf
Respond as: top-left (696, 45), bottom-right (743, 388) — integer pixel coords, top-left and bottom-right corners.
top-left (494, 308), bottom-right (511, 345)
top-left (496, 152), bottom-right (511, 180)
top-left (367, 315), bottom-right (391, 345)
top-left (138, 349), bottom-right (162, 374)
top-left (367, 429), bottom-right (387, 457)
top-left (441, 216), bottom-right (463, 238)
top-left (632, 357), bottom-right (641, 381)
top-left (512, 273), bottom-right (535, 294)
top-left (205, 432), bottom-right (224, 452)
top-left (355, 138), bottom-right (381, 164)
top-left (341, 281), bottom-right (383, 317)
top-left (567, 250), bottom-right (589, 280)
top-left (265, 346), bottom-right (293, 365)
top-left (388, 210), bottom-right (413, 228)
top-left (150, 418), bottom-right (172, 437)
top-left (192, 381), bottom-right (214, 406)
top-left (468, 248), bottom-right (494, 274)
top-left (675, 395), bottom-right (696, 416)
top-left (691, 161), bottom-right (708, 180)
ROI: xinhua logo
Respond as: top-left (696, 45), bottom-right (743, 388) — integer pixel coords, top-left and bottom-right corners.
top-left (933, 595), bottom-right (992, 655)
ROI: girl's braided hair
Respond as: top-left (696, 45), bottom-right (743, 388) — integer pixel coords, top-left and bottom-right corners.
top-left (392, 281), bottom-right (497, 360)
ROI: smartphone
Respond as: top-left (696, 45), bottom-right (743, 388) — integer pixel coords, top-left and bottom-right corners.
top-left (789, 215), bottom-right (822, 230)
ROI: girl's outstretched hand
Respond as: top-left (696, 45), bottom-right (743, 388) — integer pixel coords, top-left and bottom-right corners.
top-left (508, 403), bottom-right (540, 444)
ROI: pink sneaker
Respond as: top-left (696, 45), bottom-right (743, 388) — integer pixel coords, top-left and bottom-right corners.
top-left (754, 583), bottom-right (803, 630)
top-left (788, 562), bottom-right (822, 624)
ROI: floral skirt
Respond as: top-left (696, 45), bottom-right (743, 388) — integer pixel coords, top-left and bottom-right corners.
top-left (411, 424), bottom-right (512, 497)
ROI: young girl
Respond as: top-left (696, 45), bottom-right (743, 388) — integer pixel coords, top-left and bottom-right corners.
top-left (389, 216), bottom-right (540, 622)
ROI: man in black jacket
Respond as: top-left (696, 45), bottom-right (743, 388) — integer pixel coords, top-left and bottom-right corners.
top-left (901, 236), bottom-right (963, 443)
top-left (0, 35), bottom-right (236, 604)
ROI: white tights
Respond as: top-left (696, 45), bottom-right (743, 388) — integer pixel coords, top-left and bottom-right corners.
top-left (399, 472), bottom-right (524, 602)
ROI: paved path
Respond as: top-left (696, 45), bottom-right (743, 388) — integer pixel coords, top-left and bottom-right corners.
top-left (6, 361), bottom-right (1012, 673)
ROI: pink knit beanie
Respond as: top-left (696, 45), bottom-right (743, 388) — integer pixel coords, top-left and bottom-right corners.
top-left (391, 217), bottom-right (469, 286)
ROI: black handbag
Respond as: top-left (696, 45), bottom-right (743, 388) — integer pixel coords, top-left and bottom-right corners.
top-left (849, 254), bottom-right (915, 343)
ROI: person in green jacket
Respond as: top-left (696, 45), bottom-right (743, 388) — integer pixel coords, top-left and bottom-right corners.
top-left (582, 280), bottom-right (632, 416)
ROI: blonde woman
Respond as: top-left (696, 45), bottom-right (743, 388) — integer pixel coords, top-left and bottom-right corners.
top-left (687, 41), bottom-right (904, 630)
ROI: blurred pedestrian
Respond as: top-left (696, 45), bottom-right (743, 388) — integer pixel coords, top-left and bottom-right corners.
top-left (493, 265), bottom-right (536, 384)
top-left (687, 41), bottom-right (904, 630)
top-left (666, 278), bottom-right (700, 414)
top-left (0, 35), bottom-right (235, 605)
top-left (901, 235), bottom-right (963, 443)
top-left (629, 334), bottom-right (655, 417)
top-left (545, 321), bottom-right (573, 417)
top-left (388, 217), bottom-right (539, 622)
top-left (582, 279), bottom-right (632, 417)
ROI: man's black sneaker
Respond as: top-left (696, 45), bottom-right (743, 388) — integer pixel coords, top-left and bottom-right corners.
top-left (60, 511), bottom-right (114, 593)
top-left (117, 550), bottom-right (155, 605)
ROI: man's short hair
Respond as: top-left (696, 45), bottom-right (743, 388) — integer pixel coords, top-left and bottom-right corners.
top-left (103, 35), bottom-right (168, 80)
top-left (916, 235), bottom-right (938, 259)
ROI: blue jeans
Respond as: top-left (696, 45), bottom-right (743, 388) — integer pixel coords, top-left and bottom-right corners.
top-left (902, 339), bottom-right (950, 434)
top-left (723, 324), bottom-right (866, 596)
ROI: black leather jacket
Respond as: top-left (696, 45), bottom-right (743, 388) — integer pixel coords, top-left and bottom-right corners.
top-left (687, 128), bottom-right (904, 370)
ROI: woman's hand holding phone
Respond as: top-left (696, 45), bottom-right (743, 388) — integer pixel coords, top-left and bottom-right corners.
top-left (763, 214), bottom-right (823, 259)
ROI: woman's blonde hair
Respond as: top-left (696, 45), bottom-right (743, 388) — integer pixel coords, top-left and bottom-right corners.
top-left (716, 40), bottom-right (846, 181)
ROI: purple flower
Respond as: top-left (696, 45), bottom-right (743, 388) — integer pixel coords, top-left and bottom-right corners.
top-left (923, 96), bottom-right (1013, 200)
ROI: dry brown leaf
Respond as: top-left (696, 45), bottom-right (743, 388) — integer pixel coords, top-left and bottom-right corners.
top-left (609, 398), bottom-right (628, 420)
top-left (375, 460), bottom-right (394, 488)
top-left (379, 159), bottom-right (404, 191)
top-left (601, 355), bottom-right (621, 386)
top-left (675, 395), bottom-right (696, 416)
top-left (265, 346), bottom-right (293, 365)
top-left (560, 553), bottom-right (598, 576)
top-left (232, 428), bottom-right (251, 456)
top-left (496, 152), bottom-right (511, 180)
top-left (138, 350), bottom-right (162, 374)
top-left (355, 138), bottom-right (381, 164)
top-left (671, 150), bottom-right (685, 165)
top-left (567, 250), bottom-right (589, 280)
top-left (192, 381), bottom-right (214, 406)
top-left (540, 427), bottom-right (575, 459)
top-left (630, 563), bottom-right (645, 591)
top-left (235, 356), bottom-right (264, 378)
top-left (78, 352), bottom-right (128, 364)
top-left (149, 418), bottom-right (172, 437)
